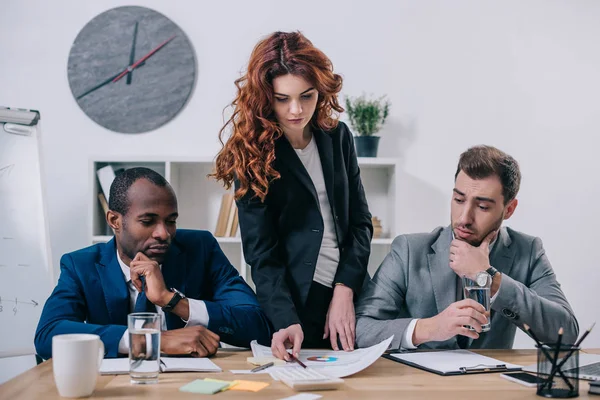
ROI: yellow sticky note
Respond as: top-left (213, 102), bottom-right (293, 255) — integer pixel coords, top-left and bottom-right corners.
top-left (204, 378), bottom-right (238, 391)
top-left (229, 380), bottom-right (270, 392)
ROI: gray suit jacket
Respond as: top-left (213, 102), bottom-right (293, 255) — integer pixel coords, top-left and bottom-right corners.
top-left (355, 226), bottom-right (578, 349)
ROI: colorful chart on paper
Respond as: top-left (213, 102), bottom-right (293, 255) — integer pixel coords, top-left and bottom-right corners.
top-left (307, 356), bottom-right (338, 362)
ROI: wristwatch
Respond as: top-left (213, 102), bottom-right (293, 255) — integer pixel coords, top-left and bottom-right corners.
top-left (162, 288), bottom-right (185, 313)
top-left (475, 266), bottom-right (499, 287)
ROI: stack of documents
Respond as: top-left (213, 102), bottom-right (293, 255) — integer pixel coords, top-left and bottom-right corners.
top-left (250, 336), bottom-right (394, 378)
top-left (100, 357), bottom-right (221, 375)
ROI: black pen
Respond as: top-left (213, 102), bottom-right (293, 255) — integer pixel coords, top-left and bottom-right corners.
top-left (251, 361), bottom-right (274, 373)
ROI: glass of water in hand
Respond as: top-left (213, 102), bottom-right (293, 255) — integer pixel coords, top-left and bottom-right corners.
top-left (128, 312), bottom-right (161, 384)
top-left (462, 275), bottom-right (491, 332)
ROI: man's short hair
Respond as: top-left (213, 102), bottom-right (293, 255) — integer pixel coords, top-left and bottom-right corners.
top-left (108, 167), bottom-right (170, 215)
top-left (455, 145), bottom-right (521, 204)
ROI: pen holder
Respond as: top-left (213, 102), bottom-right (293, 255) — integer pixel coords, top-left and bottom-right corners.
top-left (536, 344), bottom-right (579, 398)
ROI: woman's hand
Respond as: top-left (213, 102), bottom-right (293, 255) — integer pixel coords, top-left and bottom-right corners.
top-left (324, 284), bottom-right (355, 351)
top-left (271, 324), bottom-right (304, 360)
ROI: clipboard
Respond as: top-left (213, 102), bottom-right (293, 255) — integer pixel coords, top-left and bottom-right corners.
top-left (383, 349), bottom-right (523, 376)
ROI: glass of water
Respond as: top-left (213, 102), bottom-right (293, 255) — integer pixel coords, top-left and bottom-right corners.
top-left (462, 275), bottom-right (491, 332)
top-left (128, 312), bottom-right (161, 384)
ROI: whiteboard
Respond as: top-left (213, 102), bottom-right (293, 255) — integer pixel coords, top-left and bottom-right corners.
top-left (0, 120), bottom-right (53, 358)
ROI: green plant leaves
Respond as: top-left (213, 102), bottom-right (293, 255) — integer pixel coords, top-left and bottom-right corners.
top-left (345, 95), bottom-right (390, 136)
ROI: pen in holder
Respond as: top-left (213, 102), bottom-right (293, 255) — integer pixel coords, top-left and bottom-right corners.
top-left (536, 344), bottom-right (579, 398)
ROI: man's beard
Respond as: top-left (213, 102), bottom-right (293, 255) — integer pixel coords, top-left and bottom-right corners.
top-left (452, 212), bottom-right (504, 247)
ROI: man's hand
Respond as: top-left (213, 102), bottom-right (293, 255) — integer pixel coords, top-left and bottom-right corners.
top-left (130, 252), bottom-right (171, 306)
top-left (324, 284), bottom-right (355, 351)
top-left (161, 326), bottom-right (220, 357)
top-left (449, 230), bottom-right (497, 279)
top-left (271, 324), bottom-right (303, 361)
top-left (412, 299), bottom-right (488, 345)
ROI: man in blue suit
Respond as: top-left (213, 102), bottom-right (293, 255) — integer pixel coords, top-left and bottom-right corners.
top-left (35, 167), bottom-right (272, 359)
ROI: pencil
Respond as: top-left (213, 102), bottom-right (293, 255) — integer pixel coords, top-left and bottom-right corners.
top-left (554, 322), bottom-right (596, 371)
top-left (289, 353), bottom-right (307, 369)
top-left (523, 324), bottom-right (573, 391)
top-left (544, 327), bottom-right (564, 390)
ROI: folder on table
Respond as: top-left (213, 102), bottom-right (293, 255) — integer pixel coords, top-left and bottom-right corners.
top-left (383, 349), bottom-right (522, 376)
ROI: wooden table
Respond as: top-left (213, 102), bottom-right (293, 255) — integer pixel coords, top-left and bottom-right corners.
top-left (1, 349), bottom-right (598, 399)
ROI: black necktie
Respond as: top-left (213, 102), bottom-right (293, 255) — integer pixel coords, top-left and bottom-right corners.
top-left (133, 276), bottom-right (155, 313)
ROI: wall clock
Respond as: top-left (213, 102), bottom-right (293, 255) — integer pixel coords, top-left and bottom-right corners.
top-left (67, 6), bottom-right (196, 133)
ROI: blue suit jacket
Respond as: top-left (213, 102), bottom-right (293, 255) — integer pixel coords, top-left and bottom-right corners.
top-left (35, 230), bottom-right (272, 359)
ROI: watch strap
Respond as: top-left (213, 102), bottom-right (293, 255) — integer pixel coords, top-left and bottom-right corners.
top-left (486, 266), bottom-right (499, 277)
top-left (162, 289), bottom-right (184, 313)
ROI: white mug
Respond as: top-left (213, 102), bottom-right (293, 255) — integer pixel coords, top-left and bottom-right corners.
top-left (52, 334), bottom-right (104, 398)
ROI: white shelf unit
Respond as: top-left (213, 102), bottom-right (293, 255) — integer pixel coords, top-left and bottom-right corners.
top-left (90, 156), bottom-right (399, 286)
top-left (357, 157), bottom-right (399, 276)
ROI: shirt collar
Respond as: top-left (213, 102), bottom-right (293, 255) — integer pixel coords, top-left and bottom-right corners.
top-left (116, 250), bottom-right (131, 283)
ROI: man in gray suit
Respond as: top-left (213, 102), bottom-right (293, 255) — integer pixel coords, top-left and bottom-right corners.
top-left (355, 145), bottom-right (578, 350)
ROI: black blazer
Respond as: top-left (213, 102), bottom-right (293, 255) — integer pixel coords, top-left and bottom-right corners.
top-left (236, 121), bottom-right (373, 331)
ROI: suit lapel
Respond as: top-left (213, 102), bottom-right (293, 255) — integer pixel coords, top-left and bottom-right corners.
top-left (427, 227), bottom-right (457, 315)
top-left (96, 239), bottom-right (129, 326)
top-left (275, 133), bottom-right (319, 206)
top-left (160, 240), bottom-right (185, 330)
top-left (313, 129), bottom-right (335, 210)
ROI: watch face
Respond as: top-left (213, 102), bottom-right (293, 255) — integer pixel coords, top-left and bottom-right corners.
top-left (476, 272), bottom-right (489, 287)
top-left (67, 6), bottom-right (196, 133)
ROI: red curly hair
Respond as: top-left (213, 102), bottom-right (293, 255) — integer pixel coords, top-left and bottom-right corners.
top-left (211, 31), bottom-right (344, 202)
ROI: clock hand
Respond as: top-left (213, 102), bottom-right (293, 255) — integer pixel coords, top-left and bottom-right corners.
top-left (112, 35), bottom-right (176, 83)
top-left (75, 61), bottom-right (147, 100)
top-left (126, 21), bottom-right (139, 85)
top-left (76, 71), bottom-right (123, 100)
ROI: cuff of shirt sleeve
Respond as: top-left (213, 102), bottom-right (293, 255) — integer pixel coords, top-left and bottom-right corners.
top-left (118, 329), bottom-right (129, 355)
top-left (401, 319), bottom-right (419, 350)
top-left (183, 299), bottom-right (210, 327)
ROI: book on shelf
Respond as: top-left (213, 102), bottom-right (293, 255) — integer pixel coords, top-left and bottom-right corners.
top-left (224, 198), bottom-right (237, 237)
top-left (98, 193), bottom-right (109, 214)
top-left (215, 193), bottom-right (234, 237)
top-left (96, 165), bottom-right (116, 202)
top-left (97, 193), bottom-right (114, 236)
top-left (229, 204), bottom-right (239, 237)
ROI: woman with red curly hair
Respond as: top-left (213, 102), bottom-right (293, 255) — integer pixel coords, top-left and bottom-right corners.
top-left (212, 31), bottom-right (372, 359)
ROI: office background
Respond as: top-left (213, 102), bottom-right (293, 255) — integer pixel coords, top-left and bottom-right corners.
top-left (0, 0), bottom-right (598, 373)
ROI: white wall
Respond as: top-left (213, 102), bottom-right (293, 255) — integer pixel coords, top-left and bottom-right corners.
top-left (0, 0), bottom-right (598, 359)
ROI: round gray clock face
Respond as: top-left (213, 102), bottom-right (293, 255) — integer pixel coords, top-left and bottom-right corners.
top-left (67, 6), bottom-right (196, 133)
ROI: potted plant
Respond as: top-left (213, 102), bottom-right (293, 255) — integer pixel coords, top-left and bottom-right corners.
top-left (345, 94), bottom-right (391, 157)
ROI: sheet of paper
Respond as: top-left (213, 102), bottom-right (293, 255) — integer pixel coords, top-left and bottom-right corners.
top-left (390, 349), bottom-right (522, 374)
top-left (100, 358), bottom-right (129, 375)
top-left (160, 357), bottom-right (221, 372)
top-left (251, 335), bottom-right (394, 378)
top-left (278, 394), bottom-right (323, 400)
top-left (229, 380), bottom-right (270, 392)
top-left (179, 379), bottom-right (229, 394)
